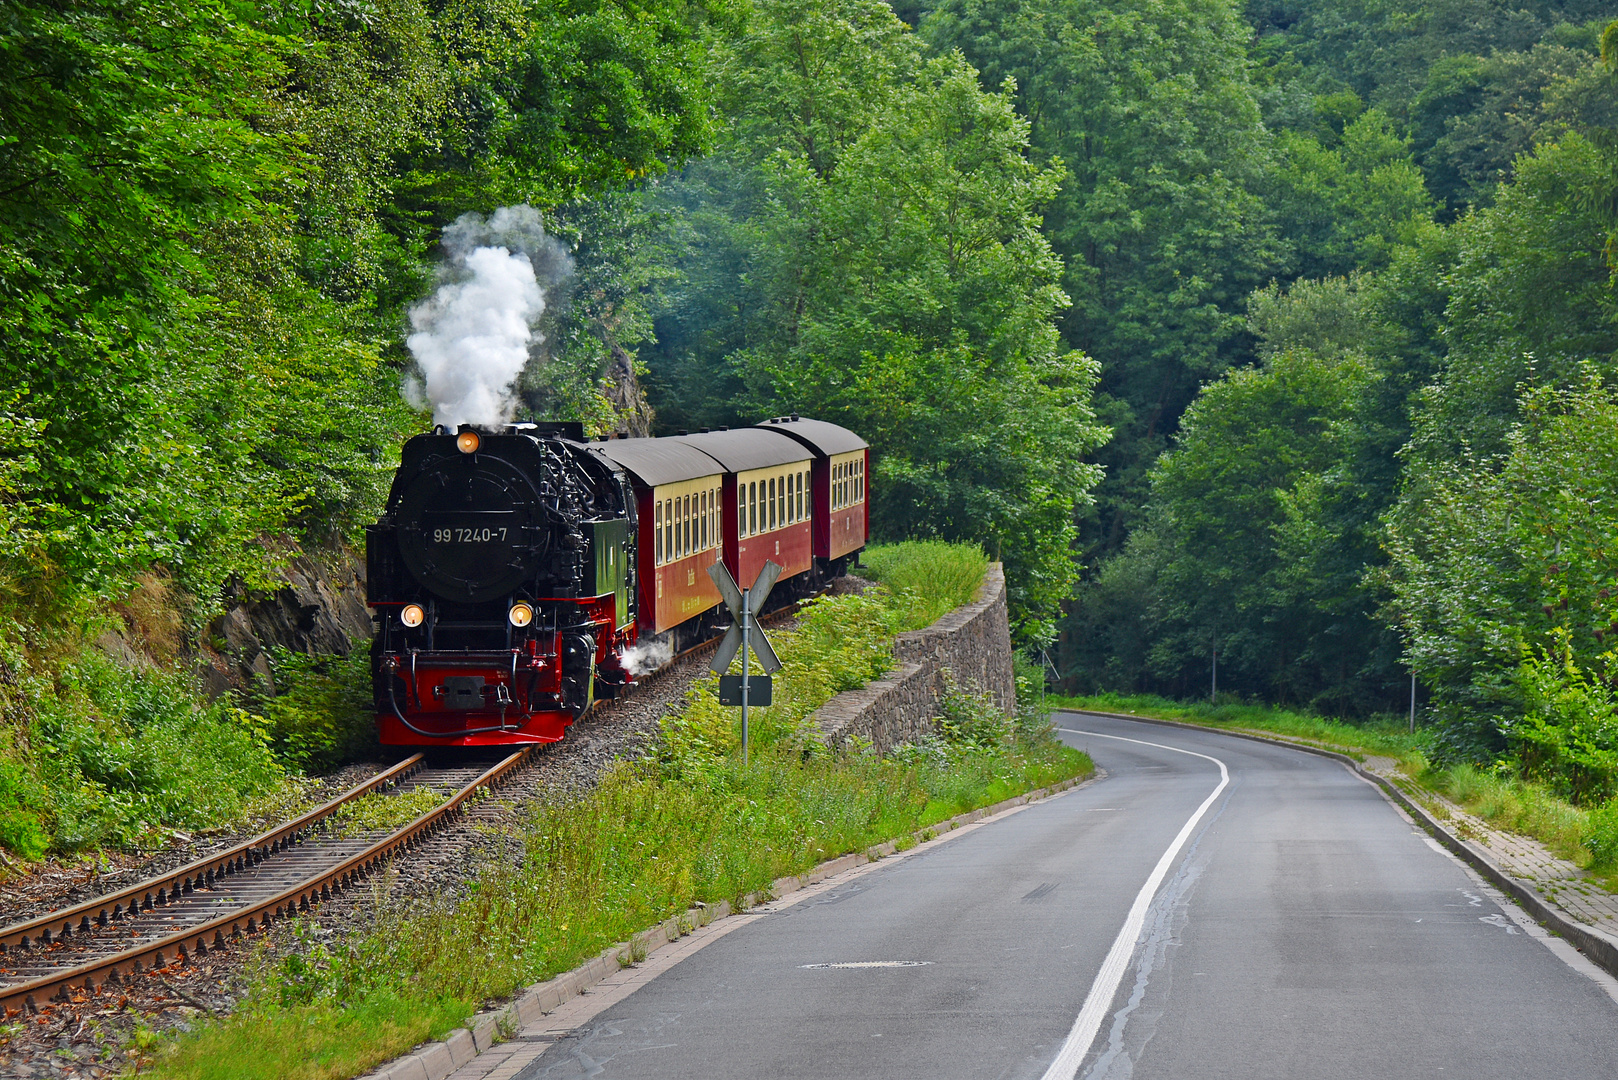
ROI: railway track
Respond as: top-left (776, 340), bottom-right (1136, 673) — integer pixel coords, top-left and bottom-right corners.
top-left (0, 595), bottom-right (822, 1022)
top-left (0, 748), bottom-right (531, 1017)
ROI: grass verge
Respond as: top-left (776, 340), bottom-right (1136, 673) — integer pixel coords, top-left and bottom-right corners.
top-left (860, 541), bottom-right (989, 631)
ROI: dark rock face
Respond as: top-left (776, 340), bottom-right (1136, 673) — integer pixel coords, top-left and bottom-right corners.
top-left (200, 545), bottom-right (373, 696)
top-left (602, 342), bottom-right (654, 439)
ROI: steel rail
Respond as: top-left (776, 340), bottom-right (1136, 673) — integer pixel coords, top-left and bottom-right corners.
top-left (0, 748), bottom-right (528, 1016)
top-left (0, 753), bottom-right (427, 955)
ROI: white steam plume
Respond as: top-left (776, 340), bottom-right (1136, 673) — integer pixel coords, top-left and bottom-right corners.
top-left (405, 206), bottom-right (573, 429)
top-left (619, 640), bottom-right (674, 677)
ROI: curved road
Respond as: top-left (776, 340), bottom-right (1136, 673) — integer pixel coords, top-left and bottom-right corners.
top-left (512, 713), bottom-right (1618, 1079)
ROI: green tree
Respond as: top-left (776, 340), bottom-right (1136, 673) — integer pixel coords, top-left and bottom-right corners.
top-left (1267, 106), bottom-right (1435, 279)
top-left (925, 0), bottom-right (1280, 556)
top-left (1069, 343), bottom-right (1369, 703)
top-left (646, 0), bottom-right (1107, 643)
top-left (1383, 379), bottom-right (1618, 765)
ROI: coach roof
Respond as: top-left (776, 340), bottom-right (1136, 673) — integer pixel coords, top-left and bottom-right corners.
top-left (593, 437), bottom-right (724, 489)
top-left (754, 416), bottom-right (868, 456)
top-left (669, 428), bottom-right (811, 472)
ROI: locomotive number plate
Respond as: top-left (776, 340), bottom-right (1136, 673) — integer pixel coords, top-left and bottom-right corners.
top-left (423, 511), bottom-right (517, 545)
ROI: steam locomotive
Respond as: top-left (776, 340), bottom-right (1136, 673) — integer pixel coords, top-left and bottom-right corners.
top-left (366, 417), bottom-right (870, 746)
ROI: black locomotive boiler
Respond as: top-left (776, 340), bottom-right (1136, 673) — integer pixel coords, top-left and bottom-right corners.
top-left (366, 417), bottom-right (869, 748)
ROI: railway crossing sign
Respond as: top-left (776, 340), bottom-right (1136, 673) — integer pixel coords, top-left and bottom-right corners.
top-left (708, 560), bottom-right (783, 766)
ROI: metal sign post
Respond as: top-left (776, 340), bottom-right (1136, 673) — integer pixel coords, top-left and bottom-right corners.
top-left (709, 560), bottom-right (783, 767)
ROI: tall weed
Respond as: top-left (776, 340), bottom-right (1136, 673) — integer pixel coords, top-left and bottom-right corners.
top-left (254, 648), bottom-right (377, 771)
top-left (26, 649), bottom-right (286, 851)
top-left (862, 541), bottom-right (988, 630)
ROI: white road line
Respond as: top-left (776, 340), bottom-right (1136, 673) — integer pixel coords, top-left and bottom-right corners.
top-left (1041, 728), bottom-right (1230, 1080)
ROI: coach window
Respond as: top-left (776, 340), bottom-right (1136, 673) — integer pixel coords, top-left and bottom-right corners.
top-left (654, 502), bottom-right (663, 565)
top-left (684, 495), bottom-right (692, 557)
top-left (745, 482), bottom-right (754, 535)
top-left (786, 473), bottom-right (795, 523)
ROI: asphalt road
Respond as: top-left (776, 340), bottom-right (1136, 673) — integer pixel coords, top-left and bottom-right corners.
top-left (515, 713), bottom-right (1618, 1079)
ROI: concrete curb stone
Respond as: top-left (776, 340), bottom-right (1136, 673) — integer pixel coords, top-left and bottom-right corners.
top-left (443, 1030), bottom-right (475, 1067)
top-left (1058, 707), bottom-right (1618, 981)
top-left (356, 770), bottom-right (1088, 1080)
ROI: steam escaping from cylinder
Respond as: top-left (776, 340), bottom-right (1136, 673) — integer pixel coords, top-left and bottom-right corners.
top-left (619, 640), bottom-right (674, 677)
top-left (405, 206), bottom-right (573, 429)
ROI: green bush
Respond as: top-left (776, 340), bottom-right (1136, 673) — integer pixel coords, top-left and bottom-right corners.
top-left (935, 672), bottom-right (1012, 752)
top-left (26, 649), bottom-right (287, 852)
top-left (253, 648), bottom-right (377, 771)
top-left (0, 758), bottom-right (49, 860)
top-left (1510, 640), bottom-right (1618, 803)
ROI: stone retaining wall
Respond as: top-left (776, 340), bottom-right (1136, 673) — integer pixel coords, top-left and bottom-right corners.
top-left (813, 563), bottom-right (1015, 753)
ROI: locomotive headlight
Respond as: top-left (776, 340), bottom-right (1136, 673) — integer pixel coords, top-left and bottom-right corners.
top-left (400, 603), bottom-right (426, 628)
top-left (456, 429), bottom-right (481, 454)
top-left (508, 602), bottom-right (535, 628)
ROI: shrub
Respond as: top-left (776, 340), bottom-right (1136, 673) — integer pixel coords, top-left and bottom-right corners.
top-left (1510, 641), bottom-right (1618, 803)
top-left (935, 672), bottom-right (1012, 752)
top-left (253, 648), bottom-right (377, 771)
top-left (0, 758), bottom-right (48, 860)
top-left (27, 649), bottom-right (287, 851)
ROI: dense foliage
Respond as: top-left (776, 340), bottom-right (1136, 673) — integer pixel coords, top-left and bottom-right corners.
top-left (1059, 0), bottom-right (1618, 812)
top-left (643, 0), bottom-right (1107, 643)
top-left (9, 0), bottom-right (1618, 854)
